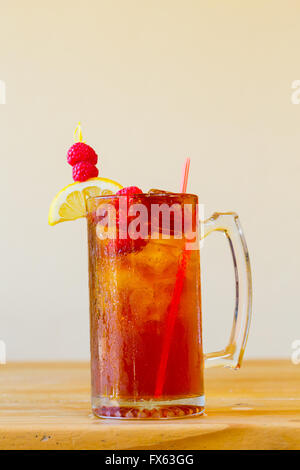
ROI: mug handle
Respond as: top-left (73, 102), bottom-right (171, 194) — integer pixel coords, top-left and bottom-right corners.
top-left (201, 212), bottom-right (252, 369)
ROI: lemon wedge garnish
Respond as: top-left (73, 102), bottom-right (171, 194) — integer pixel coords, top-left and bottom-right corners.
top-left (48, 177), bottom-right (122, 225)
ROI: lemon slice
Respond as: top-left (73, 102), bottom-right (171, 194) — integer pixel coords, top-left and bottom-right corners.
top-left (48, 177), bottom-right (122, 225)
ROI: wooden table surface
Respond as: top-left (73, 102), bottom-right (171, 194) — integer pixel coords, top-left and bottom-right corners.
top-left (0, 360), bottom-right (299, 450)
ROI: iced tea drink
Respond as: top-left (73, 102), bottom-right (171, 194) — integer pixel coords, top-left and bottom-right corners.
top-left (87, 193), bottom-right (204, 419)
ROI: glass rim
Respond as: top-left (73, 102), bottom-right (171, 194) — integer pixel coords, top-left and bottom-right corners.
top-left (87, 192), bottom-right (198, 203)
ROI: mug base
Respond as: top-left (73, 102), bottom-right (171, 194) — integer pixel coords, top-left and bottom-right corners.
top-left (92, 395), bottom-right (205, 419)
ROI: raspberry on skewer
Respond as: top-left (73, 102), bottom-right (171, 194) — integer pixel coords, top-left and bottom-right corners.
top-left (72, 161), bottom-right (99, 182)
top-left (67, 142), bottom-right (98, 166)
top-left (66, 122), bottom-right (99, 182)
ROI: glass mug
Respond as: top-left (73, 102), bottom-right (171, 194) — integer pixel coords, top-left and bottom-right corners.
top-left (87, 193), bottom-right (252, 419)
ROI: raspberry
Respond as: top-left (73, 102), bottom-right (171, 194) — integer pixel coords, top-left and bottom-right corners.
top-left (109, 237), bottom-right (147, 256)
top-left (108, 186), bottom-right (146, 255)
top-left (72, 161), bottom-right (99, 182)
top-left (116, 186), bottom-right (143, 196)
top-left (67, 142), bottom-right (98, 166)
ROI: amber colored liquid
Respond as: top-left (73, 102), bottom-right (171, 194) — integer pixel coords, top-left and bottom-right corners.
top-left (87, 195), bottom-right (204, 418)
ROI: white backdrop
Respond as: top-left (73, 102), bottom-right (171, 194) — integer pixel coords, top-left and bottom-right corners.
top-left (0, 0), bottom-right (299, 360)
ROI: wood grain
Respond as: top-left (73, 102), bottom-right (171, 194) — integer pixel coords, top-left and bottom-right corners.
top-left (0, 360), bottom-right (299, 450)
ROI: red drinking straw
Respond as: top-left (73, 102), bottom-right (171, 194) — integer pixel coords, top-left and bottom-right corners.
top-left (154, 158), bottom-right (191, 398)
top-left (180, 157), bottom-right (190, 193)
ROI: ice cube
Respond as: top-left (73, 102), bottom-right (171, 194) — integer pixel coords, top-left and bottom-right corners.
top-left (129, 286), bottom-right (154, 318)
top-left (133, 240), bottom-right (180, 276)
top-left (147, 188), bottom-right (175, 195)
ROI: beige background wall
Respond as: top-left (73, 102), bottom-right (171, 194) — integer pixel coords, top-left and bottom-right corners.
top-left (0, 0), bottom-right (299, 360)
